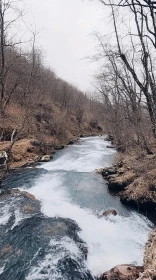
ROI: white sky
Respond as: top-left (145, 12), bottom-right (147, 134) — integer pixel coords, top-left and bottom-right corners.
top-left (22, 0), bottom-right (110, 92)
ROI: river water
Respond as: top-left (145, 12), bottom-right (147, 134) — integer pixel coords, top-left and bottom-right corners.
top-left (0, 136), bottom-right (153, 279)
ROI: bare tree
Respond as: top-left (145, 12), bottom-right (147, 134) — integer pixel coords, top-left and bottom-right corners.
top-left (94, 0), bottom-right (156, 143)
top-left (0, 0), bottom-right (26, 116)
top-left (93, 36), bottom-right (152, 152)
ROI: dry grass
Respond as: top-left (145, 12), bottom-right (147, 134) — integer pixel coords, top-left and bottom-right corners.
top-left (0, 101), bottom-right (103, 169)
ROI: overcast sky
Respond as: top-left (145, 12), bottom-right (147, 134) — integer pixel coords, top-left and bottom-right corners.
top-left (22, 0), bottom-right (109, 92)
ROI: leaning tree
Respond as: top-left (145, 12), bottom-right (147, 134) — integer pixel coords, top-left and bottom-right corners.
top-left (96, 0), bottom-right (156, 138)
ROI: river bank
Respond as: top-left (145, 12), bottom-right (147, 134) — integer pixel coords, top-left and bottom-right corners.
top-left (98, 140), bottom-right (156, 280)
top-left (0, 128), bottom-right (102, 185)
top-left (101, 151), bottom-right (156, 219)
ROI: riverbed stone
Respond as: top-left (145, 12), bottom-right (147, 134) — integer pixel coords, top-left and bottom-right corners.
top-left (40, 155), bottom-right (52, 162)
top-left (98, 265), bottom-right (144, 280)
top-left (102, 209), bottom-right (117, 217)
top-left (102, 167), bottom-right (117, 178)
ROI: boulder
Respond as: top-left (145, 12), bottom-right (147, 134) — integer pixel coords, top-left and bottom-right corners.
top-left (55, 145), bottom-right (64, 150)
top-left (0, 189), bottom-right (37, 201)
top-left (0, 151), bottom-right (8, 165)
top-left (0, 189), bottom-right (92, 280)
top-left (40, 155), bottom-right (52, 162)
top-left (98, 265), bottom-right (144, 280)
top-left (102, 209), bottom-right (117, 217)
top-left (102, 167), bottom-right (117, 178)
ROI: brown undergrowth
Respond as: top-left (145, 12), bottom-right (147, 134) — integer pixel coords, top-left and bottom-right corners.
top-left (98, 143), bottom-right (156, 280)
top-left (102, 141), bottom-right (156, 217)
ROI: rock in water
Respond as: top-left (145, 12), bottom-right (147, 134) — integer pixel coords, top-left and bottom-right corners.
top-left (98, 265), bottom-right (144, 280)
top-left (0, 189), bottom-right (94, 280)
top-left (102, 167), bottom-right (117, 177)
top-left (40, 155), bottom-right (52, 162)
top-left (102, 209), bottom-right (117, 217)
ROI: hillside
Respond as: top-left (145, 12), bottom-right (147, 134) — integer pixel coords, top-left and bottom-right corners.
top-left (0, 47), bottom-right (104, 171)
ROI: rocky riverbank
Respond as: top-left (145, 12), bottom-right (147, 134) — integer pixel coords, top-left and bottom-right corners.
top-left (0, 129), bottom-right (102, 185)
top-left (101, 152), bottom-right (156, 218)
top-left (97, 143), bottom-right (156, 280)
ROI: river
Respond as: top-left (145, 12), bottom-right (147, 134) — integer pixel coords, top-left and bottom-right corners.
top-left (0, 136), bottom-right (153, 280)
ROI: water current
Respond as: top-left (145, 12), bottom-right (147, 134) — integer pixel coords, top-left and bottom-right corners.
top-left (0, 136), bottom-right (153, 279)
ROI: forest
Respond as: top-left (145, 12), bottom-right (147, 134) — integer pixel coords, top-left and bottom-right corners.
top-left (0, 0), bottom-right (104, 168)
top-left (94, 0), bottom-right (156, 154)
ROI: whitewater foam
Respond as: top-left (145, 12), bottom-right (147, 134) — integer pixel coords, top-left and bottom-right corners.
top-left (27, 172), bottom-right (152, 276)
top-left (21, 137), bottom-right (152, 277)
top-left (26, 237), bottom-right (86, 280)
top-left (40, 137), bottom-right (116, 173)
top-left (0, 204), bottom-right (11, 225)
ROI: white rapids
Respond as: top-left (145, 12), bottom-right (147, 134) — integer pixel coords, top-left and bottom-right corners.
top-left (21, 136), bottom-right (152, 277)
